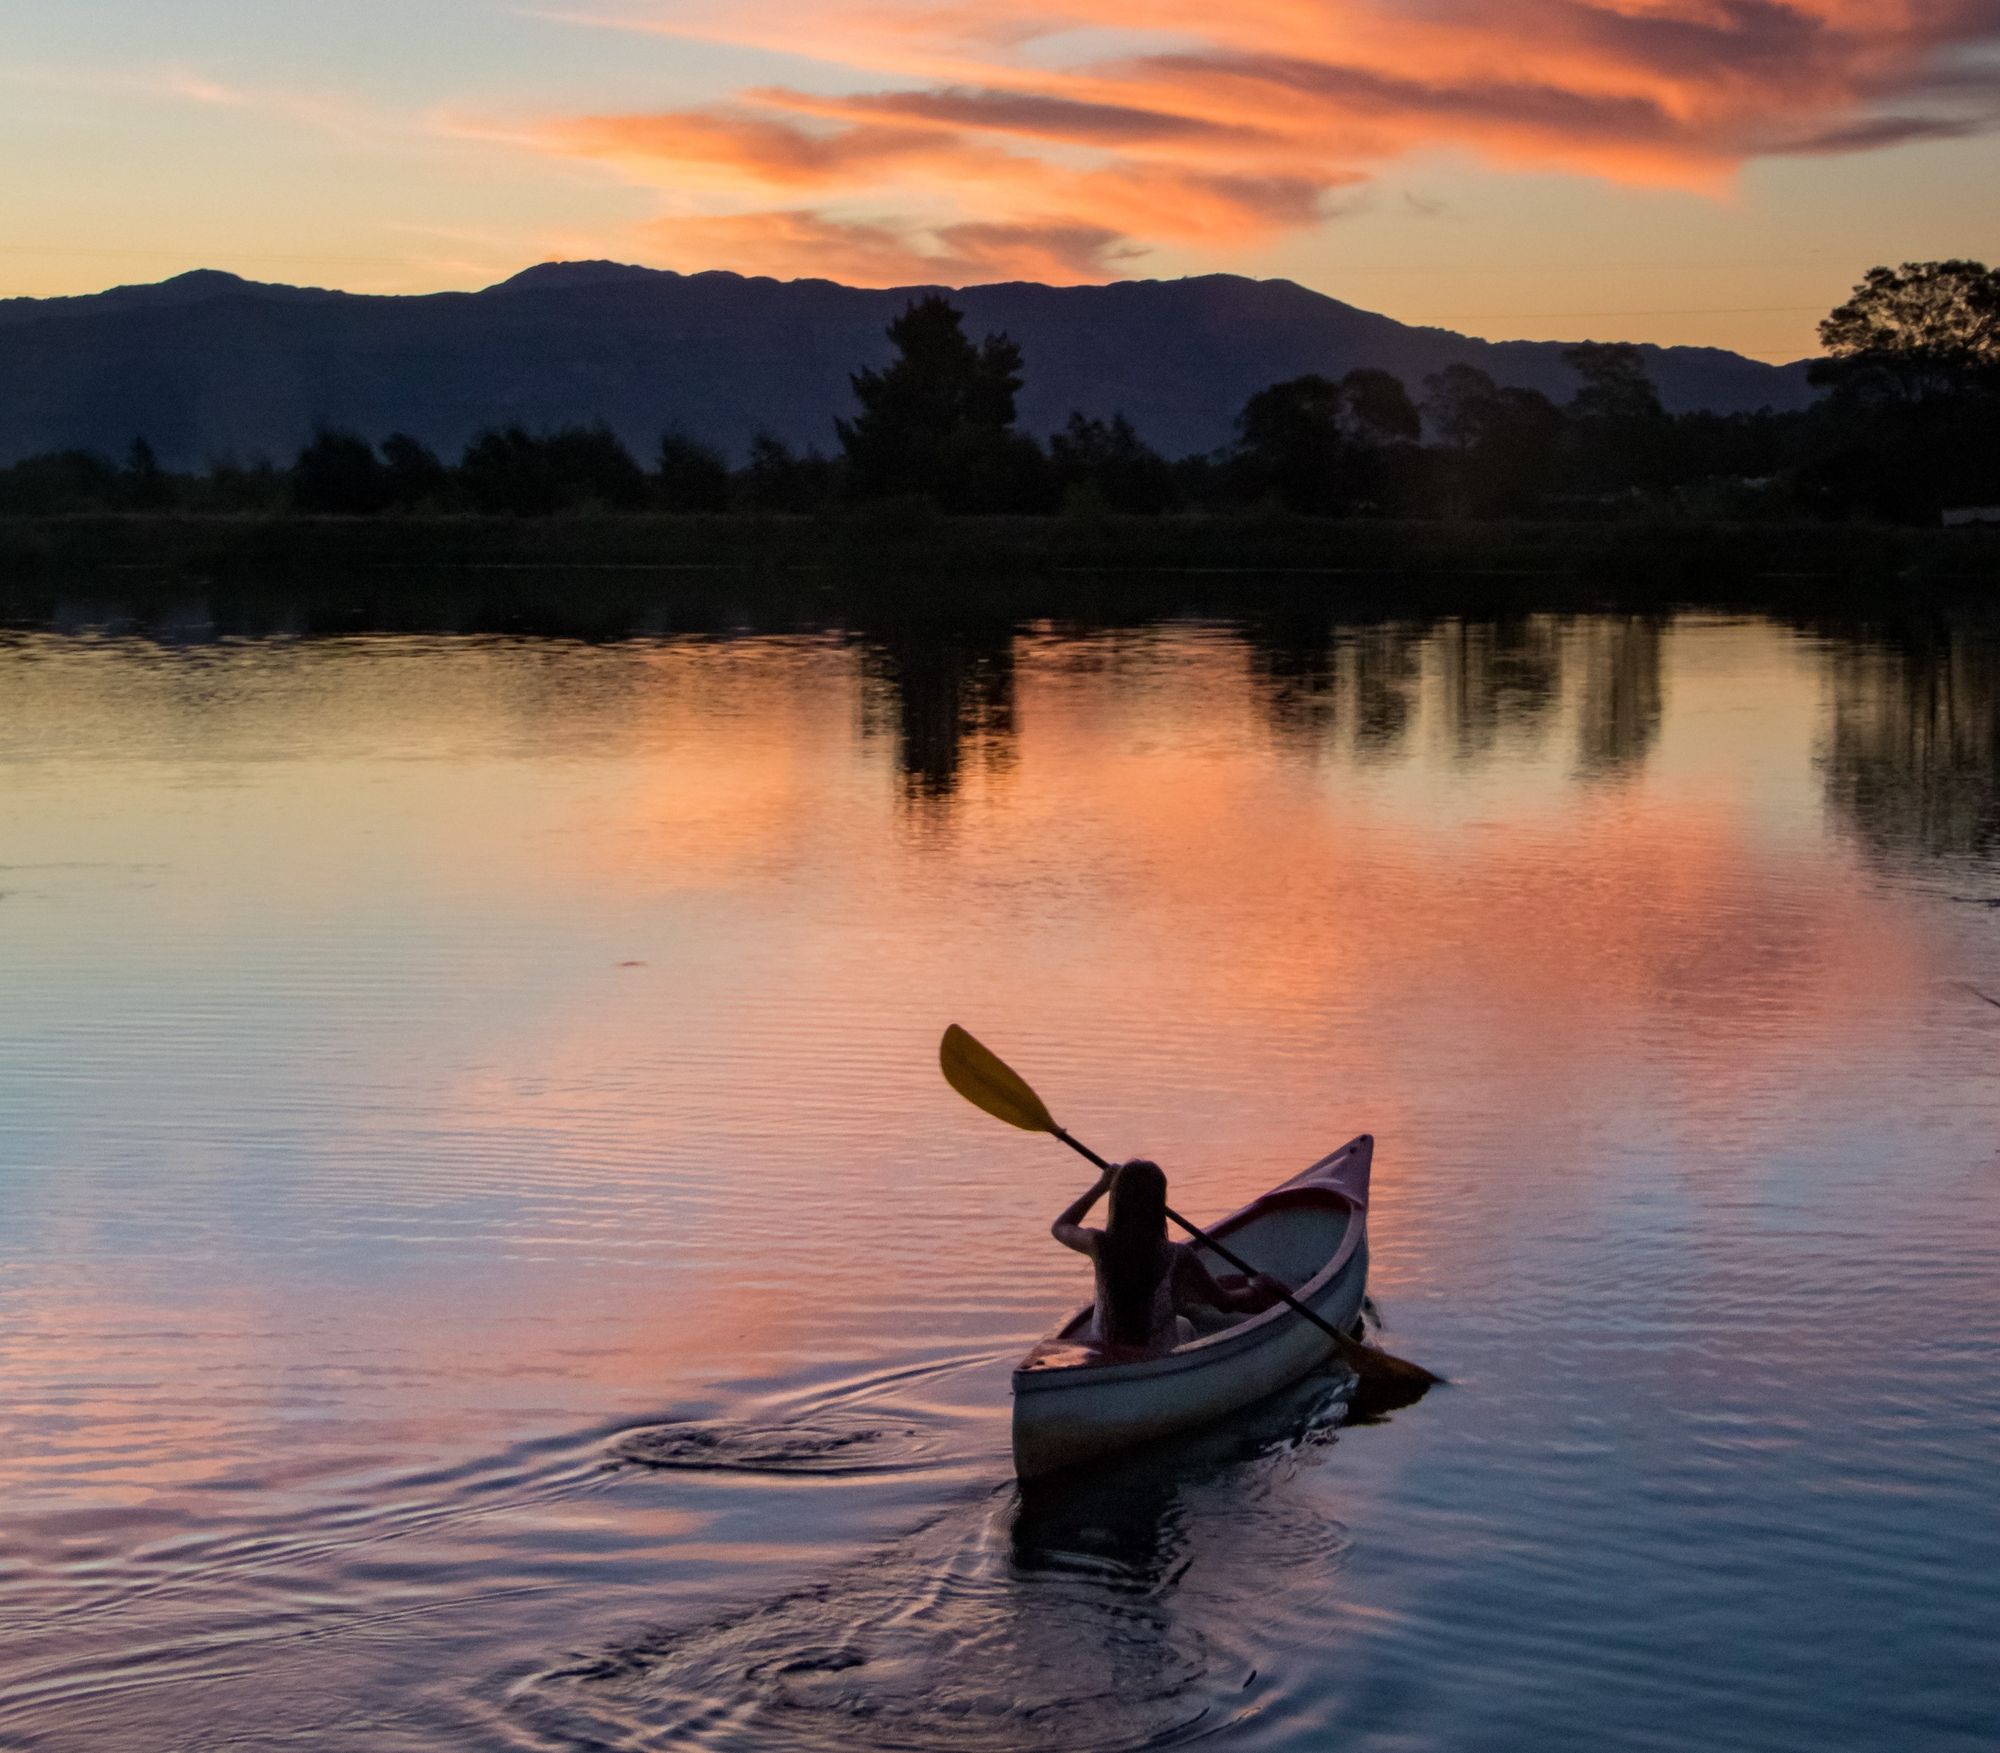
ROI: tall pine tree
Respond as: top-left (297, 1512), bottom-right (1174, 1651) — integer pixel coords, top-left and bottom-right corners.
top-left (837, 296), bottom-right (1029, 507)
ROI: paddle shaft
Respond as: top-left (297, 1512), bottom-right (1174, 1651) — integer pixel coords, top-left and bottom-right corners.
top-left (1050, 1127), bottom-right (1364, 1359)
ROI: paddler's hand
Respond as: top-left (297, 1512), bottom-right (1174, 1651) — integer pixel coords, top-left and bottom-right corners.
top-left (1246, 1271), bottom-right (1287, 1309)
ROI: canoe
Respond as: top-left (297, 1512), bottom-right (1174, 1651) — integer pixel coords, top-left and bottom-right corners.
top-left (1011, 1135), bottom-right (1372, 1481)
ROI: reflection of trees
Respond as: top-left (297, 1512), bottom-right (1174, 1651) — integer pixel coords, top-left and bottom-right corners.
top-left (1242, 608), bottom-right (1343, 739)
top-left (1241, 614), bottom-right (1427, 759)
top-left (1243, 613), bottom-right (1672, 777)
top-left (1351, 623), bottom-right (1425, 755)
top-left (1821, 622), bottom-right (2000, 862)
top-left (1434, 616), bottom-right (1564, 758)
top-left (1574, 617), bottom-right (1666, 777)
top-left (857, 620), bottom-right (1018, 800)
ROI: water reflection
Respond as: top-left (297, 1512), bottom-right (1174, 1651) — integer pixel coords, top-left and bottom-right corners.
top-left (1242, 614), bottom-right (1426, 759)
top-left (1574, 616), bottom-right (1665, 777)
top-left (849, 610), bottom-right (1685, 808)
top-left (1434, 617), bottom-right (1564, 760)
top-left (508, 1374), bottom-right (1356, 1753)
top-left (1241, 608), bottom-right (1347, 739)
top-left (1349, 622), bottom-right (1425, 756)
top-left (1243, 612), bottom-right (1669, 777)
top-left (1820, 617), bottom-right (2000, 863)
top-left (3, 602), bottom-right (1999, 1753)
top-left (857, 620), bottom-right (1018, 801)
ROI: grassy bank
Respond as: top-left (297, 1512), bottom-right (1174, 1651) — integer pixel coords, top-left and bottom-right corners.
top-left (2, 509), bottom-right (1996, 634)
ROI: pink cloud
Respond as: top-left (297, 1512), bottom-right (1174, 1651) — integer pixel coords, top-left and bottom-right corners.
top-left (636, 208), bottom-right (1137, 283)
top-left (544, 111), bottom-right (967, 189)
top-left (524, 0), bottom-right (2000, 281)
top-left (542, 105), bottom-right (1350, 245)
top-left (751, 84), bottom-right (1277, 147)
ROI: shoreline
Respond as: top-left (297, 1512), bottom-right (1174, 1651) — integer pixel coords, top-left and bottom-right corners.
top-left (3, 511), bottom-right (1997, 638)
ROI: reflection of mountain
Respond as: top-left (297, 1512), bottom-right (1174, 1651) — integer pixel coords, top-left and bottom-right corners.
top-left (1575, 618), bottom-right (1666, 777)
top-left (858, 622), bottom-right (1018, 800)
top-left (1821, 623), bottom-right (2000, 862)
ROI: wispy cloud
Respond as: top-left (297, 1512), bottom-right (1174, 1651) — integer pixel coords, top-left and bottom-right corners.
top-left (507, 0), bottom-right (2000, 283)
top-left (635, 209), bottom-right (1138, 281)
top-left (9, 61), bottom-right (413, 149)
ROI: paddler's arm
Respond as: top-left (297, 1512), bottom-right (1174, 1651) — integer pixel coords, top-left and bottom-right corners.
top-left (1051, 1163), bottom-right (1116, 1256)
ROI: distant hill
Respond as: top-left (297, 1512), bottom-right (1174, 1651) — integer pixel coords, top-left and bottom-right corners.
top-left (0, 263), bottom-right (1818, 469)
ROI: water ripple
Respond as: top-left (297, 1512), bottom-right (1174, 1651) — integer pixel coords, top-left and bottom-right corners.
top-left (506, 1374), bottom-right (1357, 1753)
top-left (612, 1414), bottom-right (944, 1479)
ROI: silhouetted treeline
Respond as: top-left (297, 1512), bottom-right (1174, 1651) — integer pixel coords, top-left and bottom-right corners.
top-left (5, 264), bottom-right (1996, 527)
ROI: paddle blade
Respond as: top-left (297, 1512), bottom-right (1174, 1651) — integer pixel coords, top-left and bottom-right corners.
top-left (940, 1025), bottom-right (1059, 1135)
top-left (1345, 1344), bottom-right (1444, 1420)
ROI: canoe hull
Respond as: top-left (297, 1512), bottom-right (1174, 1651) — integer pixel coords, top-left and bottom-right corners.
top-left (1011, 1136), bottom-right (1372, 1481)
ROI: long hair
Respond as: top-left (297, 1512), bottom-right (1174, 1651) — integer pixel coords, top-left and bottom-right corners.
top-left (1100, 1160), bottom-right (1169, 1345)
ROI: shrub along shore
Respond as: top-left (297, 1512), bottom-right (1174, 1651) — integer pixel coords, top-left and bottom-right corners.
top-left (3, 508), bottom-right (1995, 626)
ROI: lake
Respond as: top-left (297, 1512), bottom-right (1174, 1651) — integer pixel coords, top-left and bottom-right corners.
top-left (1, 601), bottom-right (1996, 1751)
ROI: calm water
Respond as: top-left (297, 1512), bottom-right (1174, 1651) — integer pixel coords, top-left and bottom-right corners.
top-left (1, 606), bottom-right (1996, 1751)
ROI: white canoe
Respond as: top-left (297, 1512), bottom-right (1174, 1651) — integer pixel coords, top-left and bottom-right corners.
top-left (1011, 1135), bottom-right (1372, 1481)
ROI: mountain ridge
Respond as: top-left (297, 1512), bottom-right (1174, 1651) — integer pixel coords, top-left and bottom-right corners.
top-left (0, 263), bottom-right (1818, 468)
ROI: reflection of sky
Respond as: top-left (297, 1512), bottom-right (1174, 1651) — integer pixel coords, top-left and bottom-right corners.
top-left (0, 617), bottom-right (1978, 1349)
top-left (0, 616), bottom-right (1996, 1746)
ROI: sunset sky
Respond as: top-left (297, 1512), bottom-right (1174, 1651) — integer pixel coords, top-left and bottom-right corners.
top-left (7, 0), bottom-right (1999, 358)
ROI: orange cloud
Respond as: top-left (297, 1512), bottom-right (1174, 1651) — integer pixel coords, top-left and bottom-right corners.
top-left (525, 0), bottom-right (2000, 281)
top-left (751, 83), bottom-right (1280, 148)
top-left (635, 210), bottom-right (1136, 282)
top-left (545, 111), bottom-right (970, 191)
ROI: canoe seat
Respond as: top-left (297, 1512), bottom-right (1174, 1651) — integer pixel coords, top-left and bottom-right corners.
top-left (1189, 1195), bottom-right (1353, 1290)
top-left (1185, 1302), bottom-right (1253, 1337)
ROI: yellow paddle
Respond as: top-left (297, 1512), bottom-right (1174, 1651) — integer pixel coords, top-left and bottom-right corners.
top-left (939, 1024), bottom-right (1441, 1400)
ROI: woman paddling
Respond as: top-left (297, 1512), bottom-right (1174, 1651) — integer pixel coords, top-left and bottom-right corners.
top-left (1053, 1159), bottom-right (1284, 1353)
